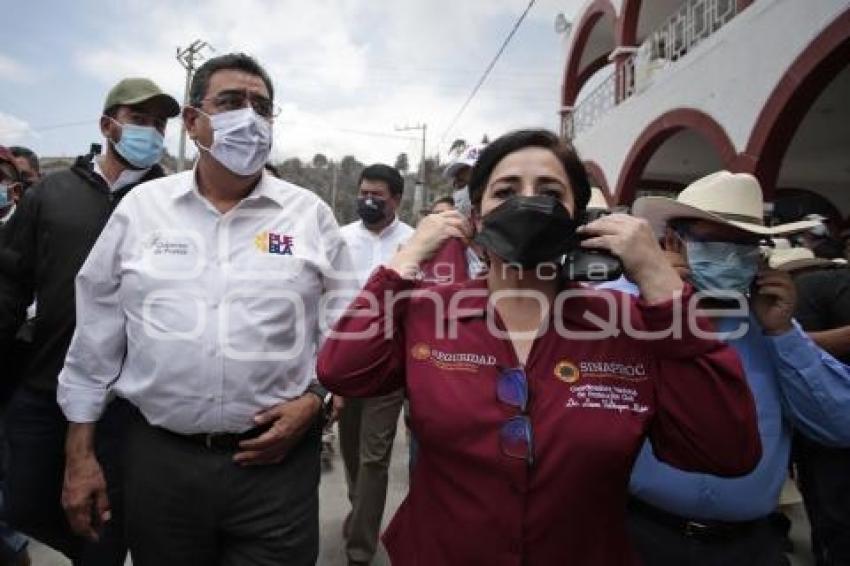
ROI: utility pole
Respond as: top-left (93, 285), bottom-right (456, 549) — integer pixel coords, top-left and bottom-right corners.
top-left (330, 161), bottom-right (339, 216)
top-left (395, 123), bottom-right (427, 217)
top-left (176, 40), bottom-right (211, 171)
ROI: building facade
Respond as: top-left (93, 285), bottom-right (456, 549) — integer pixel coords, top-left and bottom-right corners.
top-left (560, 0), bottom-right (850, 226)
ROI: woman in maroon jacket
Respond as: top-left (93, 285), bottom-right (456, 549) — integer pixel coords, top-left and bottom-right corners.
top-left (318, 129), bottom-right (760, 565)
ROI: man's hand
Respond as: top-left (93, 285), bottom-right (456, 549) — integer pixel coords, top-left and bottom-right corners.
top-left (579, 214), bottom-right (684, 303)
top-left (328, 395), bottom-right (345, 425)
top-left (63, 424), bottom-right (110, 541)
top-left (752, 268), bottom-right (796, 335)
top-left (234, 394), bottom-right (322, 466)
top-left (662, 228), bottom-right (690, 280)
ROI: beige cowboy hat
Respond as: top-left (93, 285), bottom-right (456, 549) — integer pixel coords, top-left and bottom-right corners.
top-left (633, 171), bottom-right (821, 237)
top-left (586, 187), bottom-right (610, 211)
top-left (766, 240), bottom-right (847, 272)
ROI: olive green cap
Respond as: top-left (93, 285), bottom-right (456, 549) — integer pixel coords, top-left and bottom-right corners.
top-left (103, 78), bottom-right (180, 118)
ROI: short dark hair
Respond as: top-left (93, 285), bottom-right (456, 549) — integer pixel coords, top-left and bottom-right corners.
top-left (468, 129), bottom-right (590, 216)
top-left (9, 146), bottom-right (39, 175)
top-left (432, 196), bottom-right (455, 207)
top-left (359, 164), bottom-right (404, 198)
top-left (189, 53), bottom-right (274, 107)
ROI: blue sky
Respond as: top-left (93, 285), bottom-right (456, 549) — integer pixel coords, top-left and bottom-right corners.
top-left (0, 0), bottom-right (582, 165)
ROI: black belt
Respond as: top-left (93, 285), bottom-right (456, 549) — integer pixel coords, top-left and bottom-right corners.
top-left (629, 497), bottom-right (761, 541)
top-left (127, 403), bottom-right (275, 452)
top-left (179, 425), bottom-right (271, 451)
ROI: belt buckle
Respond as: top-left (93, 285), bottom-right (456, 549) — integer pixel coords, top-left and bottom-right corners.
top-left (684, 520), bottom-right (710, 537)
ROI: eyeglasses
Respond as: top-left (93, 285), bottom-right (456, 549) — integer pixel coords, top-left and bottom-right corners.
top-left (497, 367), bottom-right (534, 465)
top-left (202, 89), bottom-right (280, 119)
top-left (673, 224), bottom-right (765, 247)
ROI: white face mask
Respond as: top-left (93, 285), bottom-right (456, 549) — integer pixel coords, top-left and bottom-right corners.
top-left (195, 107), bottom-right (272, 176)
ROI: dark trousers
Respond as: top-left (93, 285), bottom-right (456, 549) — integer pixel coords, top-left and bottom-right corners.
top-left (124, 410), bottom-right (321, 566)
top-left (627, 502), bottom-right (786, 566)
top-left (796, 435), bottom-right (850, 566)
top-left (3, 386), bottom-right (129, 566)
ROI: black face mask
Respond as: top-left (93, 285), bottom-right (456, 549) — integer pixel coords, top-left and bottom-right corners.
top-left (357, 197), bottom-right (387, 225)
top-left (474, 195), bottom-right (579, 269)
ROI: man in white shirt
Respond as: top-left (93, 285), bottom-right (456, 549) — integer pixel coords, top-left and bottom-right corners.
top-left (337, 164), bottom-right (413, 566)
top-left (58, 53), bottom-right (355, 566)
top-left (0, 78), bottom-right (179, 566)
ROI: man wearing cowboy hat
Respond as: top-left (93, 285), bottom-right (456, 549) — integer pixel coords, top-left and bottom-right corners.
top-left (623, 171), bottom-right (850, 565)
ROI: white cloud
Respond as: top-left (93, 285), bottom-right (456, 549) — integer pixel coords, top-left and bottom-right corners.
top-left (0, 112), bottom-right (36, 144)
top-left (0, 54), bottom-right (36, 83)
top-left (72, 0), bottom-right (581, 165)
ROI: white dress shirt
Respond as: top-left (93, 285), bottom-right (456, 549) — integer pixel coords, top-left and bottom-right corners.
top-left (339, 217), bottom-right (414, 287)
top-left (93, 156), bottom-right (149, 192)
top-left (58, 170), bottom-right (356, 434)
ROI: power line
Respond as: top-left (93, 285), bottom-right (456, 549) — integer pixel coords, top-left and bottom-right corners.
top-left (440, 0), bottom-right (537, 145)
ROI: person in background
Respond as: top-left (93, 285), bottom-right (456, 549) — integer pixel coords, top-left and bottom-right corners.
top-left (8, 147), bottom-right (40, 189)
top-left (318, 129), bottom-right (760, 565)
top-left (626, 171), bottom-right (850, 566)
top-left (337, 163), bottom-right (413, 566)
top-left (799, 214), bottom-right (845, 260)
top-left (442, 143), bottom-right (484, 218)
top-left (0, 148), bottom-right (21, 226)
top-left (58, 53), bottom-right (353, 566)
top-left (429, 195), bottom-right (455, 215)
top-left (0, 147), bottom-right (29, 566)
top-left (781, 253), bottom-right (850, 566)
top-left (0, 77), bottom-right (179, 566)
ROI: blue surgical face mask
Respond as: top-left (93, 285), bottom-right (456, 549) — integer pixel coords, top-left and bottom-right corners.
top-left (108, 118), bottom-right (165, 169)
top-left (0, 184), bottom-right (10, 209)
top-left (686, 240), bottom-right (761, 294)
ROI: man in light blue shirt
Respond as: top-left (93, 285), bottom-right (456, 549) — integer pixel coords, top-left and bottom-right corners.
top-left (621, 172), bottom-right (850, 565)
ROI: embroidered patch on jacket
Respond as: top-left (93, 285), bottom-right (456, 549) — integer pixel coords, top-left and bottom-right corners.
top-left (553, 359), bottom-right (580, 383)
top-left (410, 343), bottom-right (497, 373)
top-left (255, 231), bottom-right (294, 255)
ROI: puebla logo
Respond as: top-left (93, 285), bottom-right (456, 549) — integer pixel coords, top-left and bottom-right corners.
top-left (255, 231), bottom-right (294, 255)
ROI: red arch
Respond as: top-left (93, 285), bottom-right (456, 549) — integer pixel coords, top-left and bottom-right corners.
top-left (616, 0), bottom-right (642, 47)
top-left (562, 0), bottom-right (618, 107)
top-left (739, 7), bottom-right (850, 201)
top-left (583, 160), bottom-right (612, 203)
top-left (614, 108), bottom-right (738, 205)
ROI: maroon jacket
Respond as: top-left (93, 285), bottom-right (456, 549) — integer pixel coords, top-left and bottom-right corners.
top-left (318, 266), bottom-right (760, 565)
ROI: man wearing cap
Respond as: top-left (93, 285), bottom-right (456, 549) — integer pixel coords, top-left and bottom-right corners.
top-left (0, 78), bottom-right (179, 565)
top-left (622, 171), bottom-right (850, 565)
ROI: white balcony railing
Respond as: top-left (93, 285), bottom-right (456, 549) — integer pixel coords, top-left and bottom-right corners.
top-left (564, 0), bottom-right (738, 139)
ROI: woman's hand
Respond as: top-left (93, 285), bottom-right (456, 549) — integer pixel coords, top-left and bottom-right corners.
top-left (578, 213), bottom-right (684, 303)
top-left (389, 210), bottom-right (472, 279)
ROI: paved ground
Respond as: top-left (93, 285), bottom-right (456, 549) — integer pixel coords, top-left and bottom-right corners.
top-left (27, 424), bottom-right (814, 565)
